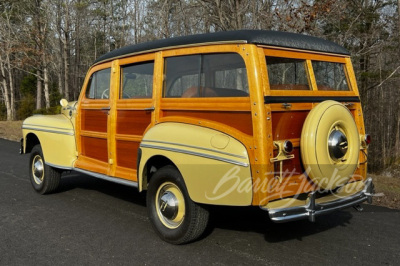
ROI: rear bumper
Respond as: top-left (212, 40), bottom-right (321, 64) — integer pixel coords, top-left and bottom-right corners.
top-left (266, 178), bottom-right (374, 223)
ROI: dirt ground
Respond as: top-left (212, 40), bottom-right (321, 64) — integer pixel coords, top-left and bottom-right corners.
top-left (1, 120), bottom-right (398, 210)
top-left (0, 121), bottom-right (23, 142)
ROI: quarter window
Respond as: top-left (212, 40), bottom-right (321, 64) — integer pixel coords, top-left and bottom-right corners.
top-left (312, 61), bottom-right (349, 91)
top-left (85, 68), bottom-right (111, 99)
top-left (164, 53), bottom-right (248, 98)
top-left (266, 57), bottom-right (310, 90)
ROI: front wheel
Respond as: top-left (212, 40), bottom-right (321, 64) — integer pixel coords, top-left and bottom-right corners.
top-left (29, 144), bottom-right (61, 194)
top-left (146, 165), bottom-right (209, 244)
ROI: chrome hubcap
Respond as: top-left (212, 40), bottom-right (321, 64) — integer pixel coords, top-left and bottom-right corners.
top-left (328, 129), bottom-right (348, 160)
top-left (159, 191), bottom-right (178, 220)
top-left (32, 155), bottom-right (44, 185)
top-left (156, 182), bottom-right (185, 229)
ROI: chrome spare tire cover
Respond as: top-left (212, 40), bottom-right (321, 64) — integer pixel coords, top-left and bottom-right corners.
top-left (300, 100), bottom-right (360, 190)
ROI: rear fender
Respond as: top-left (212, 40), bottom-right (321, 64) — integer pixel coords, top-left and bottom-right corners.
top-left (138, 122), bottom-right (252, 206)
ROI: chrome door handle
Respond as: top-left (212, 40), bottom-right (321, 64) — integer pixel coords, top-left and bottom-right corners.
top-left (144, 107), bottom-right (155, 112)
top-left (101, 106), bottom-right (111, 115)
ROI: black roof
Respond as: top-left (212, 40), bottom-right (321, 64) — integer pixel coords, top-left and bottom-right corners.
top-left (93, 30), bottom-right (350, 64)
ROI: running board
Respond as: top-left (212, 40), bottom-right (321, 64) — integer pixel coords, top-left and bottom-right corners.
top-left (74, 168), bottom-right (138, 188)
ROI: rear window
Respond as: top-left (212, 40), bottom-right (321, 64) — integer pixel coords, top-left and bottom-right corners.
top-left (266, 57), bottom-right (310, 91)
top-left (312, 61), bottom-right (349, 91)
top-left (164, 53), bottom-right (249, 98)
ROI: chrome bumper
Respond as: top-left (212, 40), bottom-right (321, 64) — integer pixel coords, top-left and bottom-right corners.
top-left (267, 178), bottom-right (374, 223)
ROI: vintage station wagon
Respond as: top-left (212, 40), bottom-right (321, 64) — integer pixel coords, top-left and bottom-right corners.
top-left (21, 30), bottom-right (374, 244)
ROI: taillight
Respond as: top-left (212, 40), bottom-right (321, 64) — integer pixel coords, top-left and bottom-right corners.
top-left (364, 134), bottom-right (371, 145)
top-left (283, 140), bottom-right (293, 154)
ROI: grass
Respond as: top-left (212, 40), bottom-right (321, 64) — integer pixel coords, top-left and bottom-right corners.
top-left (0, 121), bottom-right (23, 142)
top-left (1, 120), bottom-right (399, 210)
top-left (370, 174), bottom-right (400, 209)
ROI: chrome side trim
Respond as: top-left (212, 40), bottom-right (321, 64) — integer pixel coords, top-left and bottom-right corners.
top-left (140, 143), bottom-right (249, 167)
top-left (23, 124), bottom-right (73, 131)
top-left (45, 162), bottom-right (73, 171)
top-left (266, 178), bottom-right (374, 223)
top-left (22, 126), bottom-right (74, 136)
top-left (141, 139), bottom-right (247, 159)
top-left (74, 168), bottom-right (138, 188)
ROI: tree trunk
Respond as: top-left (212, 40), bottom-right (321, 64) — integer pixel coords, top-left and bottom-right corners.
top-left (56, 0), bottom-right (64, 96)
top-left (64, 38), bottom-right (69, 100)
top-left (0, 60), bottom-right (12, 121)
top-left (36, 69), bottom-right (42, 109)
top-left (63, 3), bottom-right (70, 100)
top-left (43, 62), bottom-right (50, 108)
top-left (6, 53), bottom-right (15, 120)
top-left (74, 12), bottom-right (81, 100)
top-left (396, 0), bottom-right (400, 159)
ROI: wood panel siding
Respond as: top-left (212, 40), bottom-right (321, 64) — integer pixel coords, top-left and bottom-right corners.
top-left (116, 110), bottom-right (152, 135)
top-left (162, 110), bottom-right (253, 136)
top-left (81, 109), bottom-right (108, 133)
top-left (116, 140), bottom-right (139, 169)
top-left (81, 136), bottom-right (108, 162)
top-left (271, 111), bottom-right (308, 140)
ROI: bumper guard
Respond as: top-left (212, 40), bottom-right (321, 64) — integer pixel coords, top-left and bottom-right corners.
top-left (267, 178), bottom-right (374, 223)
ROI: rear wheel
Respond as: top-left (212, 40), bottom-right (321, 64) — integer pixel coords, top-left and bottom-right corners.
top-left (147, 165), bottom-right (209, 244)
top-left (29, 144), bottom-right (61, 194)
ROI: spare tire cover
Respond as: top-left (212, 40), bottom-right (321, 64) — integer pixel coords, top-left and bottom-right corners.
top-left (300, 100), bottom-right (360, 190)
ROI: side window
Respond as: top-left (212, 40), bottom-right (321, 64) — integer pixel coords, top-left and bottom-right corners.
top-left (85, 68), bottom-right (111, 99)
top-left (266, 57), bottom-right (310, 90)
top-left (164, 53), bottom-right (248, 98)
top-left (312, 61), bottom-right (349, 91)
top-left (120, 61), bottom-right (154, 99)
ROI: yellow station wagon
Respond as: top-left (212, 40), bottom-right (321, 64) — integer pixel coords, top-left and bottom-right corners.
top-left (21, 30), bottom-right (374, 244)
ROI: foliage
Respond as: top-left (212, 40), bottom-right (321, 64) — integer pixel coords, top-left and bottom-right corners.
top-left (0, 0), bottom-right (399, 172)
top-left (0, 103), bottom-right (6, 120)
top-left (20, 74), bottom-right (37, 97)
top-left (17, 94), bottom-right (36, 120)
top-left (33, 106), bottom-right (61, 115)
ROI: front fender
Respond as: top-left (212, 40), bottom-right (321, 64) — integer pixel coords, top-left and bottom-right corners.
top-left (22, 114), bottom-right (77, 169)
top-left (139, 122), bottom-right (252, 206)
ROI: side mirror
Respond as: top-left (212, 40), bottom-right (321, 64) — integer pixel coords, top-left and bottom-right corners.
top-left (60, 99), bottom-right (68, 107)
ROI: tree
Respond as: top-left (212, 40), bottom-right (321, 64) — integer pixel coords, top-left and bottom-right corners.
top-left (0, 0), bottom-right (399, 172)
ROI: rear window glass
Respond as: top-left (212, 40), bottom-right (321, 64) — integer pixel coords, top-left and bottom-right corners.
top-left (266, 57), bottom-right (310, 90)
top-left (312, 61), bottom-right (349, 91)
top-left (164, 53), bottom-right (248, 98)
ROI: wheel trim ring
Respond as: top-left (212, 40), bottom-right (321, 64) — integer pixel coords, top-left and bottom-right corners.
top-left (32, 155), bottom-right (44, 185)
top-left (155, 182), bottom-right (185, 229)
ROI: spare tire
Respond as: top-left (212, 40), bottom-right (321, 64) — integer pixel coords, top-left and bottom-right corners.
top-left (300, 100), bottom-right (360, 190)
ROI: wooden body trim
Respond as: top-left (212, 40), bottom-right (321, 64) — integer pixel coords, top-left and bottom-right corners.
top-left (73, 43), bottom-right (366, 206)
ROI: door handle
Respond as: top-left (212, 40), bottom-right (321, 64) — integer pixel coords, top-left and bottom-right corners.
top-left (101, 106), bottom-right (111, 114)
top-left (144, 107), bottom-right (155, 112)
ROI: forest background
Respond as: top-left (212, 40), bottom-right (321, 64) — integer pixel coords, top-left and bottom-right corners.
top-left (0, 0), bottom-right (399, 174)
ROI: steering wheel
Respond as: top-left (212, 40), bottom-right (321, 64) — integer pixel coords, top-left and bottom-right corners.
top-left (121, 91), bottom-right (132, 99)
top-left (101, 89), bottom-right (109, 99)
